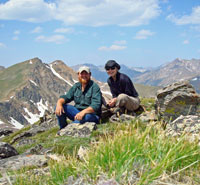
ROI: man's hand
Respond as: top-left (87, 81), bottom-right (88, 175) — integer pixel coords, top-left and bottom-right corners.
top-left (108, 98), bottom-right (117, 108)
top-left (74, 111), bottom-right (85, 120)
top-left (55, 98), bottom-right (65, 116)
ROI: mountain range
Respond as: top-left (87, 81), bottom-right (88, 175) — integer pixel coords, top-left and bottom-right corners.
top-left (134, 58), bottom-right (200, 87)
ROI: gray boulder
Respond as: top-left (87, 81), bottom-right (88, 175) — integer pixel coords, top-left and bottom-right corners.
top-left (0, 142), bottom-right (19, 159)
top-left (155, 81), bottom-right (200, 121)
top-left (57, 122), bottom-right (97, 137)
top-left (0, 154), bottom-right (47, 171)
top-left (0, 129), bottom-right (13, 137)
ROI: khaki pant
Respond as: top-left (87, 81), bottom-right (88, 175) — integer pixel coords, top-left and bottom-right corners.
top-left (116, 93), bottom-right (140, 111)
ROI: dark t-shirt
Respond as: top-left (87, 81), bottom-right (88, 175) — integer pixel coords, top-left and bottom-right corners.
top-left (107, 72), bottom-right (139, 98)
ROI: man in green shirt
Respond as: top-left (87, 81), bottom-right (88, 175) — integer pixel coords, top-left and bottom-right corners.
top-left (55, 66), bottom-right (102, 129)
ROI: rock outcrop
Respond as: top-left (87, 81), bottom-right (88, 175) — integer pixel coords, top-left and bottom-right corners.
top-left (57, 122), bottom-right (97, 137)
top-left (166, 115), bottom-right (200, 144)
top-left (155, 81), bottom-right (200, 121)
top-left (0, 142), bottom-right (19, 159)
top-left (0, 154), bottom-right (48, 171)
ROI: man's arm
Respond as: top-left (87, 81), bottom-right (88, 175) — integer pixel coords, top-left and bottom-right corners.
top-left (55, 98), bottom-right (65, 116)
top-left (74, 106), bottom-right (94, 120)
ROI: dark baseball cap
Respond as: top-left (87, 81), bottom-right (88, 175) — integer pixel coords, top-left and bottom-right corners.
top-left (105, 60), bottom-right (121, 70)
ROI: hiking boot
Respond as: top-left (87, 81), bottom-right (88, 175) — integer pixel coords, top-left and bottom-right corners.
top-left (109, 113), bottom-right (136, 123)
top-left (55, 126), bottom-right (66, 137)
top-left (111, 107), bottom-right (125, 115)
top-left (109, 114), bottom-right (120, 123)
top-left (134, 105), bottom-right (145, 115)
top-left (126, 110), bottom-right (137, 116)
top-left (55, 132), bottom-right (61, 137)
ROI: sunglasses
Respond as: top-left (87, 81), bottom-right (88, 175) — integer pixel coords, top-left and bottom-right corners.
top-left (105, 66), bottom-right (116, 70)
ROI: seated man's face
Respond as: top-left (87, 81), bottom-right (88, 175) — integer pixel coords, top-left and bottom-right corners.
top-left (78, 71), bottom-right (91, 84)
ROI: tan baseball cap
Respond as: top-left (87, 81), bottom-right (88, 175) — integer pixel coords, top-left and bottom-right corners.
top-left (78, 66), bottom-right (91, 73)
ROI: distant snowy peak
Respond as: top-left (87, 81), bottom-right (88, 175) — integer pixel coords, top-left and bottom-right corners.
top-left (131, 67), bottom-right (148, 73)
top-left (0, 66), bottom-right (5, 71)
top-left (134, 58), bottom-right (200, 87)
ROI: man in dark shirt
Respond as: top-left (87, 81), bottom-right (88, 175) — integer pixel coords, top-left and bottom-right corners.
top-left (55, 66), bottom-right (102, 129)
top-left (105, 60), bottom-right (140, 113)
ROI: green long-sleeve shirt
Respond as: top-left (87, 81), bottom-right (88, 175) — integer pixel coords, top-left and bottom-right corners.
top-left (60, 80), bottom-right (102, 116)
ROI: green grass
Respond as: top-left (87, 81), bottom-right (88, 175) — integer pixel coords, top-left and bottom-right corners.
top-left (140, 97), bottom-right (155, 111)
top-left (10, 119), bottom-right (200, 185)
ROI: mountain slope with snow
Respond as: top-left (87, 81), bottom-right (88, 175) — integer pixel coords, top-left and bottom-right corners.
top-left (0, 58), bottom-right (76, 129)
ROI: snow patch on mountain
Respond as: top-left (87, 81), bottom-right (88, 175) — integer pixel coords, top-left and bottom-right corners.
top-left (29, 80), bottom-right (38, 86)
top-left (36, 99), bottom-right (48, 117)
top-left (50, 64), bottom-right (73, 86)
top-left (73, 79), bottom-right (78, 83)
top-left (23, 108), bottom-right (40, 125)
top-left (10, 117), bottom-right (24, 129)
top-left (23, 99), bottom-right (49, 124)
top-left (192, 78), bottom-right (197, 81)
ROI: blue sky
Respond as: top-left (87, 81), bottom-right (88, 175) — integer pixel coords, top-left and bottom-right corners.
top-left (0, 0), bottom-right (200, 68)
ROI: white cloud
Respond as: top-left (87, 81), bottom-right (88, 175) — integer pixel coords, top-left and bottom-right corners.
top-left (12, 36), bottom-right (19, 40)
top-left (183, 40), bottom-right (189, 44)
top-left (31, 26), bottom-right (42, 33)
top-left (134, 29), bottom-right (155, 39)
top-left (0, 0), bottom-right (56, 23)
top-left (54, 27), bottom-right (74, 33)
top-left (167, 6), bottom-right (200, 25)
top-left (161, 0), bottom-right (169, 3)
top-left (35, 34), bottom-right (68, 44)
top-left (98, 45), bottom-right (126, 51)
top-left (0, 0), bottom-right (160, 26)
top-left (114, 40), bottom-right (127, 45)
top-left (190, 25), bottom-right (200, 32)
top-left (56, 0), bottom-right (160, 26)
top-left (0, 42), bottom-right (6, 48)
top-left (14, 30), bottom-right (20, 34)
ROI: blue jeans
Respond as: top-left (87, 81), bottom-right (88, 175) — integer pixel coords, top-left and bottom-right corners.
top-left (56, 104), bottom-right (100, 129)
